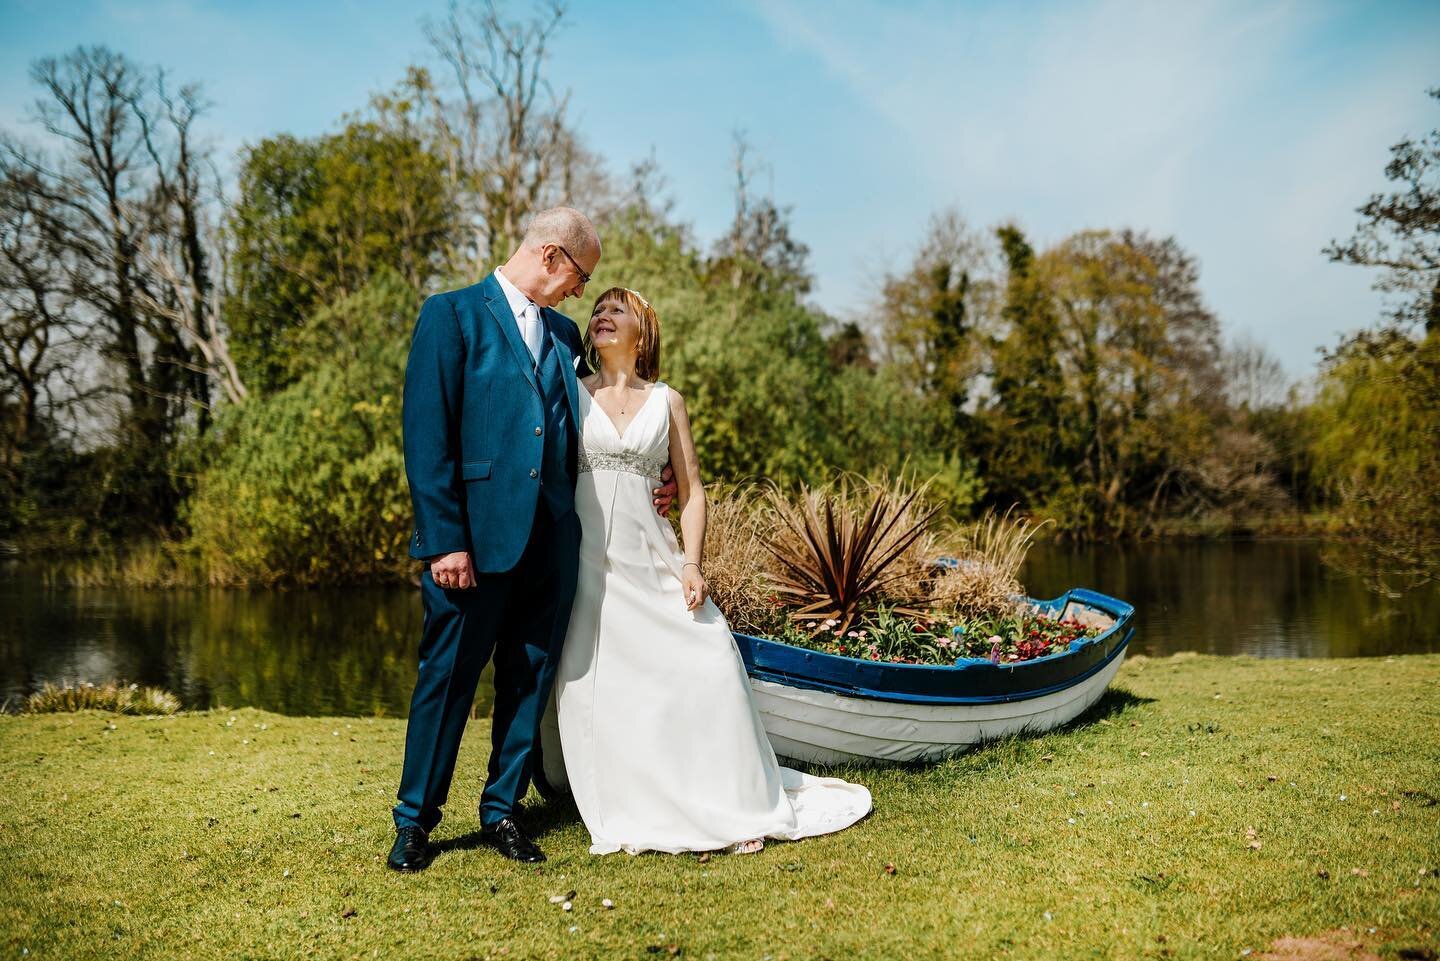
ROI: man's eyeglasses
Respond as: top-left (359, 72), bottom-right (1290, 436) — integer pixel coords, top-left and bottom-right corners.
top-left (554, 244), bottom-right (591, 286)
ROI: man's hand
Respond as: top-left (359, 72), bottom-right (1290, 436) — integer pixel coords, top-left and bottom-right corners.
top-left (652, 463), bottom-right (678, 516)
top-left (428, 551), bottom-right (475, 590)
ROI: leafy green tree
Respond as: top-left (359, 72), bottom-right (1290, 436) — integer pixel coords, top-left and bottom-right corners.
top-left (184, 270), bottom-right (419, 586)
top-left (980, 224), bottom-right (1073, 508)
top-left (1310, 329), bottom-right (1439, 594)
top-left (227, 108), bottom-right (455, 395)
top-left (1036, 230), bottom-right (1228, 537)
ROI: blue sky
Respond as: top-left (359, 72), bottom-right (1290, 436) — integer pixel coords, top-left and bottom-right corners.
top-left (2, 0), bottom-right (1437, 377)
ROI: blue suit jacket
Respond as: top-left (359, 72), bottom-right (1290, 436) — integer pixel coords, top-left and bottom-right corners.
top-left (403, 273), bottom-right (585, 573)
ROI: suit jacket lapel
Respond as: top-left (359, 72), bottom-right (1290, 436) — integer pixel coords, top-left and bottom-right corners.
top-left (481, 274), bottom-right (540, 394)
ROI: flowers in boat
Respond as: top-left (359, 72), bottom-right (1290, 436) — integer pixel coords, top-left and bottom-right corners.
top-left (768, 603), bottom-right (1102, 667)
top-left (702, 476), bottom-right (1084, 667)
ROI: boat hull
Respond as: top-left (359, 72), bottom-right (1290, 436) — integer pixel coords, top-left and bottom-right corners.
top-left (735, 588), bottom-right (1135, 765)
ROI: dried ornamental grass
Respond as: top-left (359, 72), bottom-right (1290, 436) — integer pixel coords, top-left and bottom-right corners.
top-left (928, 508), bottom-right (1048, 619)
top-left (23, 680), bottom-right (182, 715)
top-left (700, 482), bottom-right (782, 635)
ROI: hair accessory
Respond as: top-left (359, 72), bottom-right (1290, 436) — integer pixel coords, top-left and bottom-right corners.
top-left (623, 287), bottom-right (651, 310)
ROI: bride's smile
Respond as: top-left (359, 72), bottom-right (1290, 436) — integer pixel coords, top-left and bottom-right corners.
top-left (588, 297), bottom-right (637, 349)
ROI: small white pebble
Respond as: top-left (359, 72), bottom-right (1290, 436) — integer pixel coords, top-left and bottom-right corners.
top-left (601, 899), bottom-right (615, 909)
top-left (283, 869), bottom-right (290, 877)
top-left (242, 739), bottom-right (249, 745)
top-left (1141, 802), bottom-right (1150, 808)
top-left (207, 750), bottom-right (215, 756)
top-left (1339, 794), bottom-right (1347, 801)
top-left (1189, 810), bottom-right (1197, 817)
top-left (1043, 911), bottom-right (1053, 922)
top-left (1066, 818), bottom-right (1076, 824)
top-left (332, 731), bottom-right (339, 736)
top-left (568, 925), bottom-right (577, 933)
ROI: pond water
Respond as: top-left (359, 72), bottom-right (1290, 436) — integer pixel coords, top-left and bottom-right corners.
top-left (1, 540), bottom-right (1435, 717)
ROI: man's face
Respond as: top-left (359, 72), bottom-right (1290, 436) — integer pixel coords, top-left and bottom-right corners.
top-left (537, 242), bottom-right (600, 308)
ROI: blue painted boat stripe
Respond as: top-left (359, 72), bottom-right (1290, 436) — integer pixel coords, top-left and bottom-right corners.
top-left (735, 588), bottom-right (1136, 703)
top-left (747, 626), bottom-right (1133, 706)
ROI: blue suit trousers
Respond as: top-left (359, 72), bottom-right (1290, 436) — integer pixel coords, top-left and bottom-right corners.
top-left (393, 498), bottom-right (581, 832)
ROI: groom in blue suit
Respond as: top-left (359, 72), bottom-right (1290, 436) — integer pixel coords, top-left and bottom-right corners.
top-left (388, 207), bottom-right (605, 870)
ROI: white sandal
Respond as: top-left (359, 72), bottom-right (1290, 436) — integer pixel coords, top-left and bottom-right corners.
top-left (728, 838), bottom-right (764, 855)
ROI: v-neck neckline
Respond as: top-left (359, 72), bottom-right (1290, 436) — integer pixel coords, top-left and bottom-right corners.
top-left (583, 381), bottom-right (661, 443)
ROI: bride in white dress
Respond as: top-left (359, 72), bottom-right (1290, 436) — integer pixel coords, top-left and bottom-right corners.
top-left (538, 286), bottom-right (871, 856)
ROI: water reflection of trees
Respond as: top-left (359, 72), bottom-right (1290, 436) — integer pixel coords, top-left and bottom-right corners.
top-left (1021, 541), bottom-right (1440, 658)
top-left (4, 542), bottom-right (1435, 716)
top-left (0, 575), bottom-right (494, 718)
top-left (178, 588), bottom-right (454, 717)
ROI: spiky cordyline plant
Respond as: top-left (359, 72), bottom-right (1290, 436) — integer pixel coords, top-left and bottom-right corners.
top-left (761, 476), bottom-right (945, 634)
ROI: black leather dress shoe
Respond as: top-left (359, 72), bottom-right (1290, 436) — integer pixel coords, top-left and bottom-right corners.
top-left (387, 826), bottom-right (431, 872)
top-left (480, 816), bottom-right (545, 863)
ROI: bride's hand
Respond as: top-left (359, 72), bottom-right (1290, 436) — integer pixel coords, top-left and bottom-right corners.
top-left (681, 564), bottom-right (707, 611)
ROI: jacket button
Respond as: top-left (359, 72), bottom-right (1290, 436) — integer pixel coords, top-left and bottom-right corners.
top-left (529, 468), bottom-right (539, 478)
top-left (534, 426), bottom-right (543, 436)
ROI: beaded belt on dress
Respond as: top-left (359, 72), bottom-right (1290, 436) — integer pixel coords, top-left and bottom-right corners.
top-left (578, 447), bottom-right (667, 479)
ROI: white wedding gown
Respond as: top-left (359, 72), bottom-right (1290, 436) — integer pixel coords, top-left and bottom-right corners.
top-left (538, 381), bottom-right (872, 855)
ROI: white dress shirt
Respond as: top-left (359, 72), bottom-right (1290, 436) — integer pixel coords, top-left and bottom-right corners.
top-left (493, 267), bottom-right (543, 363)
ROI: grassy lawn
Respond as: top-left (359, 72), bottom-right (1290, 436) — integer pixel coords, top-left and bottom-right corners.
top-left (2, 653), bottom-right (1437, 960)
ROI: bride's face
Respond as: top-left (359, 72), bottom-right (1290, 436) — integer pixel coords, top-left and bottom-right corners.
top-left (588, 297), bottom-right (640, 357)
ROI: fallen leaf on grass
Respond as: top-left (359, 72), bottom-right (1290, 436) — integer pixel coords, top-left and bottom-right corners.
top-left (340, 907), bottom-right (356, 919)
top-left (884, 862), bottom-right (897, 875)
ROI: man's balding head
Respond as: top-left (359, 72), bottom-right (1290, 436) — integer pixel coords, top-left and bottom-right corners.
top-left (523, 206), bottom-right (600, 263)
top-left (502, 206), bottom-right (601, 308)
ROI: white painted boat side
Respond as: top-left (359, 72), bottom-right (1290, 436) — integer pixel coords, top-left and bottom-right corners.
top-left (750, 648), bottom-right (1127, 765)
